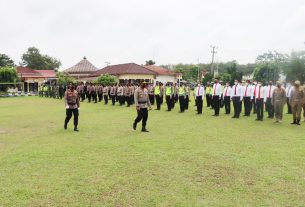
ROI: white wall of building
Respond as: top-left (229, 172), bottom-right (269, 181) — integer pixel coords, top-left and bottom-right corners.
top-left (155, 75), bottom-right (177, 85)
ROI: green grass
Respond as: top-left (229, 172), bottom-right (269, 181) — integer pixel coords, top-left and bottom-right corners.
top-left (0, 97), bottom-right (305, 207)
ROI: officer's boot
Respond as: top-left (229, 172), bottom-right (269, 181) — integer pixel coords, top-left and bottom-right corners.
top-left (291, 119), bottom-right (296, 124)
top-left (64, 121), bottom-right (68, 130)
top-left (133, 122), bottom-right (137, 130)
top-left (74, 126), bottom-right (79, 132)
top-left (296, 119), bottom-right (300, 125)
top-left (141, 125), bottom-right (149, 132)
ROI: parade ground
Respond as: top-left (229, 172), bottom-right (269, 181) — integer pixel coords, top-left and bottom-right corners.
top-left (0, 97), bottom-right (305, 206)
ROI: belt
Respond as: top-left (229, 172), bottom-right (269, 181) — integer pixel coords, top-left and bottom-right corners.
top-left (138, 101), bottom-right (147, 104)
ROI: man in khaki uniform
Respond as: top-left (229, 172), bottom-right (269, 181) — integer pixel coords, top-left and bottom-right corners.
top-left (103, 85), bottom-right (109, 105)
top-left (289, 80), bottom-right (304, 125)
top-left (64, 84), bottom-right (80, 132)
top-left (124, 84), bottom-right (131, 107)
top-left (110, 84), bottom-right (116, 105)
top-left (272, 81), bottom-right (286, 123)
top-left (133, 82), bottom-right (152, 132)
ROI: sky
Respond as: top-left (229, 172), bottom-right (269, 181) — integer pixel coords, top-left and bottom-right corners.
top-left (1, 0), bottom-right (305, 70)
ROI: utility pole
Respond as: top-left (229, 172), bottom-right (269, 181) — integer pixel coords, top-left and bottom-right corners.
top-left (197, 58), bottom-right (200, 82)
top-left (210, 45), bottom-right (217, 77)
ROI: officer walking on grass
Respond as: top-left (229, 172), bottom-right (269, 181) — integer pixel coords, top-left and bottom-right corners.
top-left (133, 82), bottom-right (152, 132)
top-left (64, 84), bottom-right (80, 132)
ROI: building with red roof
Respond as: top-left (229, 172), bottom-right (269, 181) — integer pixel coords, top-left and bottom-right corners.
top-left (17, 66), bottom-right (57, 93)
top-left (144, 65), bottom-right (182, 85)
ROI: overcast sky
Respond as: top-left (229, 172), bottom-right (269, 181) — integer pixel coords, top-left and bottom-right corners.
top-left (1, 0), bottom-right (305, 70)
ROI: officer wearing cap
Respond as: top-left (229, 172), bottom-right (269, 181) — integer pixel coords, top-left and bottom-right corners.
top-left (133, 82), bottom-right (152, 132)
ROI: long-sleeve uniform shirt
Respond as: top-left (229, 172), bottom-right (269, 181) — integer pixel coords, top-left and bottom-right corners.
top-left (230, 84), bottom-right (243, 101)
top-left (64, 90), bottom-right (80, 109)
top-left (134, 88), bottom-right (151, 108)
top-left (195, 86), bottom-right (205, 100)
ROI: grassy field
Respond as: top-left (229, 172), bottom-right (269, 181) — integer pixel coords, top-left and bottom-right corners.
top-left (0, 97), bottom-right (305, 207)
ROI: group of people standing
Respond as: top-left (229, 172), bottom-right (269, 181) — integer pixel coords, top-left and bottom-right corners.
top-left (194, 79), bottom-right (304, 124)
top-left (39, 79), bottom-right (305, 132)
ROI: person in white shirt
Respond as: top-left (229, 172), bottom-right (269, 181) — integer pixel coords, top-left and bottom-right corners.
top-left (265, 81), bottom-right (276, 118)
top-left (230, 80), bottom-right (243, 118)
top-left (195, 83), bottom-right (205, 114)
top-left (285, 82), bottom-right (292, 114)
top-left (254, 81), bottom-right (266, 121)
top-left (243, 80), bottom-right (253, 116)
top-left (212, 79), bottom-right (222, 116)
top-left (223, 82), bottom-right (232, 114)
top-left (252, 81), bottom-right (258, 114)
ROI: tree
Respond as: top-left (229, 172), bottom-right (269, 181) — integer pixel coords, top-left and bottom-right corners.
top-left (254, 51), bottom-right (288, 82)
top-left (0, 54), bottom-right (15, 67)
top-left (96, 74), bottom-right (118, 85)
top-left (225, 61), bottom-right (243, 84)
top-left (57, 72), bottom-right (76, 85)
top-left (21, 47), bottom-right (61, 70)
top-left (215, 73), bottom-right (231, 83)
top-left (283, 51), bottom-right (305, 84)
top-left (145, 60), bottom-right (156, 65)
top-left (0, 67), bottom-right (19, 91)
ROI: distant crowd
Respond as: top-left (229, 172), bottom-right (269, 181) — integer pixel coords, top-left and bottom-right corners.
top-left (38, 79), bottom-right (305, 125)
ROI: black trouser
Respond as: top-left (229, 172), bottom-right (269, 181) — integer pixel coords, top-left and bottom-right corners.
top-left (149, 94), bottom-right (155, 105)
top-left (155, 95), bottom-right (161, 110)
top-left (171, 96), bottom-right (175, 109)
top-left (256, 98), bottom-right (264, 120)
top-left (252, 99), bottom-right (257, 114)
top-left (81, 93), bottom-right (85, 102)
top-left (175, 94), bottom-right (178, 103)
top-left (87, 93), bottom-right (91, 102)
top-left (111, 95), bottom-right (116, 105)
top-left (166, 95), bottom-right (172, 111)
top-left (232, 96), bottom-right (241, 118)
top-left (213, 95), bottom-right (220, 115)
top-left (104, 95), bottom-right (108, 104)
top-left (179, 96), bottom-right (185, 112)
top-left (266, 98), bottom-right (274, 118)
top-left (93, 92), bottom-right (97, 103)
top-left (65, 108), bottom-right (79, 128)
top-left (98, 93), bottom-right (103, 102)
top-left (243, 96), bottom-right (251, 116)
top-left (224, 96), bottom-right (231, 114)
top-left (185, 95), bottom-right (189, 110)
top-left (118, 96), bottom-right (123, 105)
top-left (196, 96), bottom-right (203, 114)
top-left (134, 108), bottom-right (148, 128)
top-left (126, 95), bottom-right (131, 106)
top-left (206, 95), bottom-right (211, 107)
top-left (287, 98), bottom-right (292, 114)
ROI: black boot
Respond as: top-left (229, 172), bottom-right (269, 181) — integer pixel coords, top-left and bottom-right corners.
top-left (133, 122), bottom-right (137, 130)
top-left (74, 126), bottom-right (79, 132)
top-left (291, 119), bottom-right (296, 124)
top-left (296, 119), bottom-right (300, 125)
top-left (64, 122), bottom-right (67, 130)
top-left (141, 126), bottom-right (149, 132)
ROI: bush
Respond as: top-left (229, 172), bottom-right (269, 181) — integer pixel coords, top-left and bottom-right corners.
top-left (96, 74), bottom-right (118, 85)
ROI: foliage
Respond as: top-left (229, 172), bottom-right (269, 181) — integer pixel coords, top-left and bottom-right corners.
top-left (0, 54), bottom-right (15, 67)
top-left (283, 51), bottom-right (305, 84)
top-left (253, 51), bottom-right (288, 82)
top-left (0, 67), bottom-right (19, 83)
top-left (202, 73), bottom-right (213, 85)
top-left (0, 67), bottom-right (19, 91)
top-left (96, 74), bottom-right (118, 85)
top-left (145, 60), bottom-right (156, 65)
top-left (21, 47), bottom-right (61, 70)
top-left (215, 72), bottom-right (231, 83)
top-left (57, 72), bottom-right (76, 85)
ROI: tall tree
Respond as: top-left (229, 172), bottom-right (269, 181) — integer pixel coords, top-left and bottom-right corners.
top-left (21, 47), bottom-right (61, 70)
top-left (0, 54), bottom-right (15, 67)
top-left (283, 51), bottom-right (305, 83)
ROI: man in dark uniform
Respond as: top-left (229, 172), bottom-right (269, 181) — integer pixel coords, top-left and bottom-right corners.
top-left (133, 82), bottom-right (152, 132)
top-left (64, 84), bottom-right (80, 132)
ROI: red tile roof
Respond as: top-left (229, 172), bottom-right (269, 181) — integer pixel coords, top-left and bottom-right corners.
top-left (93, 63), bottom-right (156, 76)
top-left (64, 57), bottom-right (98, 74)
top-left (34, 70), bottom-right (56, 78)
top-left (144, 65), bottom-right (180, 76)
top-left (17, 67), bottom-right (56, 78)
